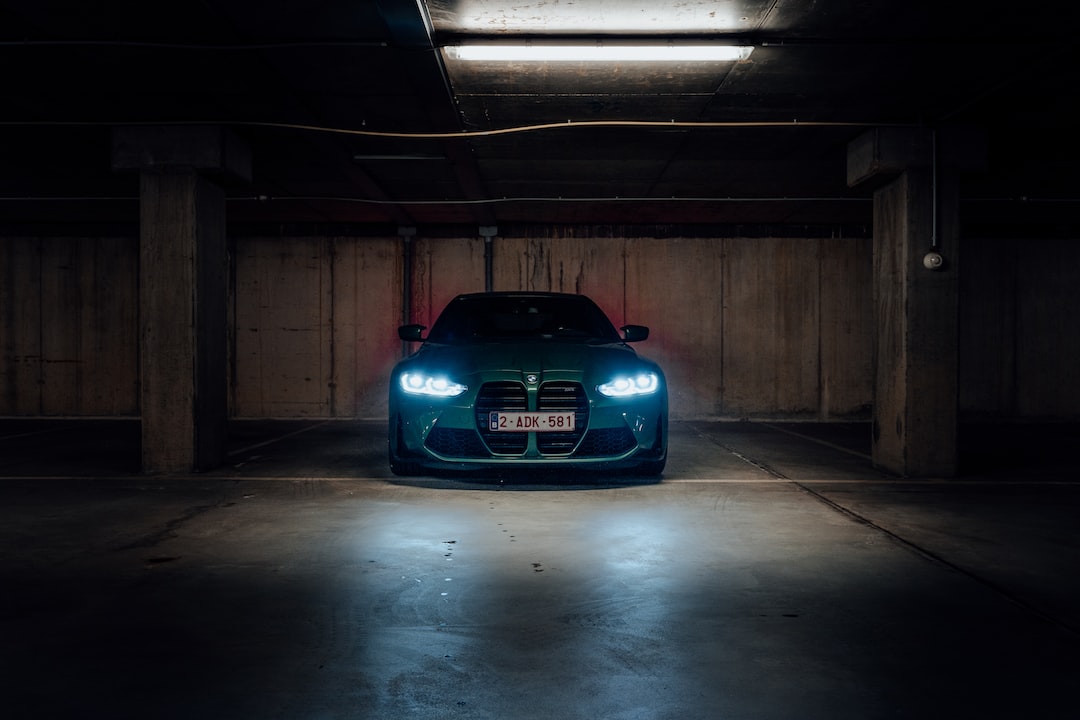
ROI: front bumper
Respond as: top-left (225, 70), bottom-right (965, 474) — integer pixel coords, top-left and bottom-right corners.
top-left (389, 379), bottom-right (666, 472)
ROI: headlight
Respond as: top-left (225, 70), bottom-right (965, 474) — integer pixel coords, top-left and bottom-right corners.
top-left (597, 372), bottom-right (659, 398)
top-left (399, 372), bottom-right (467, 397)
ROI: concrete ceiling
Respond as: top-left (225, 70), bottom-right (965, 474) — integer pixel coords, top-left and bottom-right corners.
top-left (1, 0), bottom-right (1076, 229)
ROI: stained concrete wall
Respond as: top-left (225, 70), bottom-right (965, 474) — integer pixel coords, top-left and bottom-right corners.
top-left (410, 232), bottom-right (872, 420)
top-left (230, 236), bottom-right (403, 418)
top-left (411, 235), bottom-right (487, 328)
top-left (1, 236), bottom-right (138, 415)
top-left (2, 230), bottom-right (1077, 421)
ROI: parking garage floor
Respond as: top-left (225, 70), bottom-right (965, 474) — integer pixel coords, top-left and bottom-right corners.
top-left (2, 419), bottom-right (1078, 719)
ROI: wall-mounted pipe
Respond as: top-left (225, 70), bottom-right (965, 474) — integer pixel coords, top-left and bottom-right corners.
top-left (480, 225), bottom-right (498, 292)
top-left (923, 129), bottom-right (945, 271)
top-left (931, 128), bottom-right (939, 251)
top-left (398, 226), bottom-right (416, 353)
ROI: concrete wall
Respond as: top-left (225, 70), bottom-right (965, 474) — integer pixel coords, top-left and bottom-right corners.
top-left (230, 236), bottom-right (402, 418)
top-left (1, 236), bottom-right (138, 415)
top-left (2, 230), bottom-right (1077, 421)
top-left (409, 232), bottom-right (873, 420)
top-left (960, 236), bottom-right (1080, 420)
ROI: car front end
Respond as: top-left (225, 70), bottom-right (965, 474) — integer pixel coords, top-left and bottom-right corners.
top-left (389, 343), bottom-right (667, 476)
top-left (388, 292), bottom-right (668, 477)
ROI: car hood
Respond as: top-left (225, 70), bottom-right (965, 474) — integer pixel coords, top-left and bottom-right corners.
top-left (398, 341), bottom-right (657, 382)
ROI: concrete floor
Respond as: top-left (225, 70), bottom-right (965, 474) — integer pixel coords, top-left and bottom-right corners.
top-left (2, 419), bottom-right (1078, 719)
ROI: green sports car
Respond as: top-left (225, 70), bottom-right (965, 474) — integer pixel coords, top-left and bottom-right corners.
top-left (388, 292), bottom-right (668, 476)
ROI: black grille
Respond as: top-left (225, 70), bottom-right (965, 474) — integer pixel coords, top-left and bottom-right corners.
top-left (537, 382), bottom-right (588, 454)
top-left (425, 427), bottom-right (488, 458)
top-left (574, 427), bottom-right (638, 457)
top-left (476, 382), bottom-right (528, 454)
top-left (436, 380), bottom-right (611, 459)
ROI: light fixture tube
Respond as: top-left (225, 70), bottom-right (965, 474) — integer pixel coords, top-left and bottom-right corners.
top-left (451, 44), bottom-right (753, 62)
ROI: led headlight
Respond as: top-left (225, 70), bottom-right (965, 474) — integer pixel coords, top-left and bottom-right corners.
top-left (399, 372), bottom-right (467, 397)
top-left (597, 372), bottom-right (659, 398)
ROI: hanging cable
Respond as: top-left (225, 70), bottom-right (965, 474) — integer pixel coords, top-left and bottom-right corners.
top-left (0, 118), bottom-right (916, 139)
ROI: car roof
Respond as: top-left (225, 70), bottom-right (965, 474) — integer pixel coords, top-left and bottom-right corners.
top-left (452, 291), bottom-right (585, 301)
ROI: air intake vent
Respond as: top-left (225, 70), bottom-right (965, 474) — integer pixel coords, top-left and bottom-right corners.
top-left (425, 427), bottom-right (488, 458)
top-left (574, 426), bottom-right (637, 457)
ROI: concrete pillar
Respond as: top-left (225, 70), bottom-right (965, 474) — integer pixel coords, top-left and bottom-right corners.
top-left (848, 128), bottom-right (982, 477)
top-left (113, 126), bottom-right (250, 473)
top-left (872, 166), bottom-right (959, 476)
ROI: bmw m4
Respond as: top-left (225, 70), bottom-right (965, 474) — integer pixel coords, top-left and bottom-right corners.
top-left (388, 292), bottom-right (667, 476)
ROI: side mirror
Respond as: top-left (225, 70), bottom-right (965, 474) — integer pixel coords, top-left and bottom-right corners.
top-left (620, 324), bottom-right (649, 342)
top-left (398, 324), bottom-right (426, 342)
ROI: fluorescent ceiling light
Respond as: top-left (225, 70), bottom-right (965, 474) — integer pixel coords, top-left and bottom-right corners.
top-left (450, 44), bottom-right (753, 63)
top-left (454, 0), bottom-right (746, 34)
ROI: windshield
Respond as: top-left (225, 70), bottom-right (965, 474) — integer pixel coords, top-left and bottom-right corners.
top-left (426, 294), bottom-right (622, 345)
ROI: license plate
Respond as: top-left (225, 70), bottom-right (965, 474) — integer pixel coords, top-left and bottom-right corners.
top-left (488, 412), bottom-right (576, 432)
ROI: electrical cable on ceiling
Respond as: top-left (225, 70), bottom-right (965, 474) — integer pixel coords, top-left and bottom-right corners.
top-left (0, 195), bottom-right (869, 206)
top-left (245, 118), bottom-right (917, 138)
top-left (227, 195), bottom-right (871, 205)
top-left (7, 195), bottom-right (1076, 205)
top-left (0, 40), bottom-right (387, 50)
top-left (0, 118), bottom-right (916, 139)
